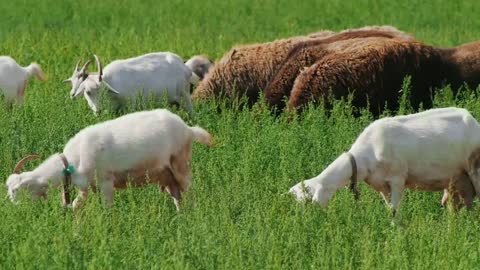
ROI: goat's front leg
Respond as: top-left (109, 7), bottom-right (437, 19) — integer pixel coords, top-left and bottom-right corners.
top-left (69, 172), bottom-right (92, 209)
top-left (184, 93), bottom-right (193, 117)
top-left (72, 189), bottom-right (89, 210)
top-left (100, 177), bottom-right (115, 207)
top-left (387, 176), bottom-right (406, 218)
top-left (170, 144), bottom-right (193, 192)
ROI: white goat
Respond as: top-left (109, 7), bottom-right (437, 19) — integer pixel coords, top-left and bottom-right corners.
top-left (64, 53), bottom-right (199, 115)
top-left (0, 56), bottom-right (45, 105)
top-left (289, 107), bottom-right (480, 216)
top-left (185, 55), bottom-right (213, 81)
top-left (6, 109), bottom-right (212, 210)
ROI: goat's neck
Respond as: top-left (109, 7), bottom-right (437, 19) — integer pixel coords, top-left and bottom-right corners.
top-left (27, 154), bottom-right (65, 186)
top-left (314, 153), bottom-right (355, 191)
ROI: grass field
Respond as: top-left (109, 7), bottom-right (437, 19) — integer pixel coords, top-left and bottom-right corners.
top-left (1, 0), bottom-right (480, 269)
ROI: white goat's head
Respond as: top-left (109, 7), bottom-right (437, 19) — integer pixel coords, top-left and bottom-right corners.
top-left (63, 55), bottom-right (119, 114)
top-left (185, 55), bottom-right (214, 80)
top-left (6, 155), bottom-right (45, 202)
top-left (64, 58), bottom-right (97, 98)
top-left (289, 180), bottom-right (332, 208)
top-left (289, 181), bottom-right (315, 202)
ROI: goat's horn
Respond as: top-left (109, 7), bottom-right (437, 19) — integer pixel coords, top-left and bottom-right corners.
top-left (80, 59), bottom-right (92, 72)
top-left (13, 155), bottom-right (41, 174)
top-left (74, 60), bottom-right (82, 72)
top-left (94, 54), bottom-right (102, 82)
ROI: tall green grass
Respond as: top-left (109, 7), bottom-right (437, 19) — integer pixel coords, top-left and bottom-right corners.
top-left (1, 0), bottom-right (480, 269)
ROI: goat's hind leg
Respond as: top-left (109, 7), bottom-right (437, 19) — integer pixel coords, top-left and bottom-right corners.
top-left (170, 144), bottom-right (193, 192)
top-left (157, 167), bottom-right (182, 211)
top-left (14, 80), bottom-right (27, 106)
top-left (441, 188), bottom-right (450, 208)
top-left (466, 149), bottom-right (480, 198)
top-left (165, 181), bottom-right (182, 211)
top-left (443, 174), bottom-right (463, 211)
top-left (454, 171), bottom-right (475, 210)
top-left (380, 190), bottom-right (391, 206)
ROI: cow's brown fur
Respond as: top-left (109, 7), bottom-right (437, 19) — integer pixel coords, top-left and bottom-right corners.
top-left (264, 29), bottom-right (414, 110)
top-left (192, 34), bottom-right (318, 103)
top-left (287, 38), bottom-right (480, 115)
top-left (439, 41), bottom-right (480, 90)
top-left (192, 26), bottom-right (412, 105)
top-left (286, 38), bottom-right (443, 114)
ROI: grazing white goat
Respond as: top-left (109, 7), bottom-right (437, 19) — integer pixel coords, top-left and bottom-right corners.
top-left (64, 53), bottom-right (199, 115)
top-left (185, 55), bottom-right (213, 81)
top-left (0, 56), bottom-right (45, 105)
top-left (289, 107), bottom-right (480, 216)
top-left (6, 109), bottom-right (212, 210)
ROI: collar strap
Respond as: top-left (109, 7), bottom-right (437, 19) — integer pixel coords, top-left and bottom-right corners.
top-left (59, 153), bottom-right (72, 206)
top-left (345, 152), bottom-right (360, 201)
top-left (59, 154), bottom-right (68, 171)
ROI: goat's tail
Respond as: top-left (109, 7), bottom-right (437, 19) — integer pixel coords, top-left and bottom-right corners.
top-left (190, 126), bottom-right (213, 146)
top-left (25, 63), bottom-right (46, 81)
top-left (189, 72), bottom-right (200, 86)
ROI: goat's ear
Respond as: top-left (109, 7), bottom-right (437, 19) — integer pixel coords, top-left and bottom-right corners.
top-left (63, 78), bottom-right (72, 83)
top-left (107, 88), bottom-right (120, 95)
top-left (102, 81), bottom-right (120, 95)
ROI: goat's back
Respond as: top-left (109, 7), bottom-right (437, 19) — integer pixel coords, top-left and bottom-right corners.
top-left (352, 108), bottom-right (480, 182)
top-left (64, 109), bottom-right (193, 172)
top-left (0, 56), bottom-right (27, 91)
top-left (103, 52), bottom-right (192, 96)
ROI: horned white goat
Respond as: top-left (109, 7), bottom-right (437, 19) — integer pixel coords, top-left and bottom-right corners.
top-left (0, 56), bottom-right (45, 105)
top-left (6, 109), bottom-right (212, 210)
top-left (64, 53), bottom-right (199, 115)
top-left (289, 107), bottom-right (480, 216)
